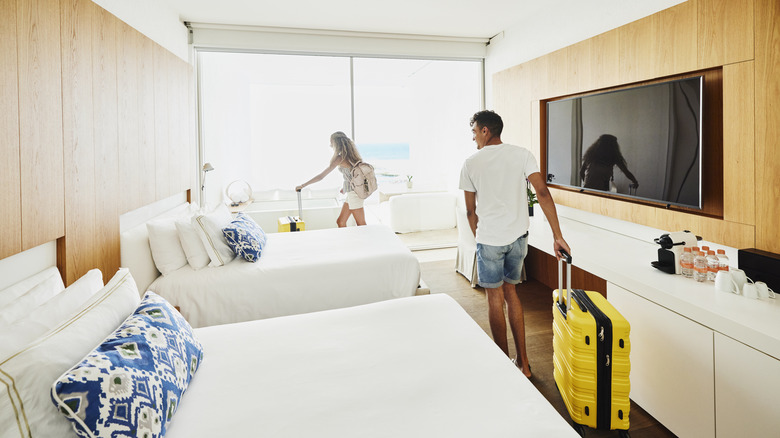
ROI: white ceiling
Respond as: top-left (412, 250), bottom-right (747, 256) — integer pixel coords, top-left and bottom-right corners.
top-left (159, 0), bottom-right (581, 39)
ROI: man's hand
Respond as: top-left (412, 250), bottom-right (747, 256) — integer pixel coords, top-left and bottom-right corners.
top-left (554, 237), bottom-right (571, 261)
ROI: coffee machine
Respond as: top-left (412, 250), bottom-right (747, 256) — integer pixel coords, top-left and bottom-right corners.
top-left (652, 231), bottom-right (701, 274)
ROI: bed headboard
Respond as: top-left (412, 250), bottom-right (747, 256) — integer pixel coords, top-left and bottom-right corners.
top-left (120, 202), bottom-right (191, 294)
top-left (0, 241), bottom-right (57, 292)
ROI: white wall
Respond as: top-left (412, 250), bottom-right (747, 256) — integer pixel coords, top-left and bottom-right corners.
top-left (92, 0), bottom-right (190, 62)
top-left (484, 0), bottom-right (687, 108)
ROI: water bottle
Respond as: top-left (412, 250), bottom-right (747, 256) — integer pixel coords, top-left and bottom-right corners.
top-left (706, 250), bottom-right (719, 281)
top-left (680, 247), bottom-right (694, 278)
top-left (717, 249), bottom-right (729, 271)
top-left (693, 251), bottom-right (708, 282)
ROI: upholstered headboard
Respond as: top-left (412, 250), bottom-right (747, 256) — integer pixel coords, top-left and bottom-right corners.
top-left (120, 203), bottom-right (191, 295)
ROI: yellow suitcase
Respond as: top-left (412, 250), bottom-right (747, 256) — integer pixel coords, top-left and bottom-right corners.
top-left (277, 190), bottom-right (305, 232)
top-left (277, 216), bottom-right (305, 232)
top-left (552, 250), bottom-right (631, 437)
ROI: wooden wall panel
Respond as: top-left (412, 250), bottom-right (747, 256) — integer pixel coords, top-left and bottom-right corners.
top-left (657, 0), bottom-right (698, 76)
top-left (492, 65), bottom-right (524, 146)
top-left (754, 0), bottom-right (780, 253)
top-left (167, 52), bottom-right (182, 195)
top-left (588, 30), bottom-right (620, 91)
top-left (698, 0), bottom-right (754, 68)
top-left (153, 44), bottom-right (171, 199)
top-left (546, 48), bottom-right (569, 97)
top-left (137, 31), bottom-right (156, 207)
top-left (117, 22), bottom-right (141, 214)
top-left (18, 0), bottom-right (65, 250)
top-left (187, 63), bottom-right (196, 193)
top-left (61, 0), bottom-right (97, 285)
top-left (0, 0), bottom-right (195, 283)
top-left (567, 40), bottom-right (591, 95)
top-left (722, 61), bottom-right (755, 225)
top-left (0, 0), bottom-right (22, 260)
top-left (618, 14), bottom-right (660, 83)
top-left (174, 59), bottom-right (190, 195)
top-left (92, 6), bottom-right (120, 284)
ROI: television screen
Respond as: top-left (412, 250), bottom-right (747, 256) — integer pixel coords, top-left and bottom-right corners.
top-left (545, 75), bottom-right (703, 209)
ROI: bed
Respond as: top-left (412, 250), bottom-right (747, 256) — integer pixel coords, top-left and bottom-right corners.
top-left (120, 203), bottom-right (421, 327)
top-left (0, 267), bottom-right (579, 438)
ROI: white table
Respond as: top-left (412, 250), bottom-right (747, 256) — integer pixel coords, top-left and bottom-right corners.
top-left (378, 184), bottom-right (446, 202)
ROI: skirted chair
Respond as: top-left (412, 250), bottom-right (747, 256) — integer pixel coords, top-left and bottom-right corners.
top-left (455, 196), bottom-right (527, 288)
top-left (455, 196), bottom-right (478, 288)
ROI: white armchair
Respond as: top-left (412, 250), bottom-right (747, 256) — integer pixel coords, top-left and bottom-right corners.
top-left (455, 196), bottom-right (478, 288)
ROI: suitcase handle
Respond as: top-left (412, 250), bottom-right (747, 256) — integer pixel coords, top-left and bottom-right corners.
top-left (557, 249), bottom-right (573, 312)
top-left (296, 188), bottom-right (303, 219)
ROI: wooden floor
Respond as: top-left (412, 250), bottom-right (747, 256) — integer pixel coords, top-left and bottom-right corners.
top-left (418, 256), bottom-right (678, 438)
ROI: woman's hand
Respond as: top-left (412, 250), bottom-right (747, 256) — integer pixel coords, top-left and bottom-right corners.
top-left (295, 185), bottom-right (304, 192)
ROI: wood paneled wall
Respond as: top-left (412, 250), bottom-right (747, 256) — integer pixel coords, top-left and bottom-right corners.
top-left (0, 0), bottom-right (21, 259)
top-left (0, 0), bottom-right (194, 285)
top-left (493, 0), bottom-right (780, 253)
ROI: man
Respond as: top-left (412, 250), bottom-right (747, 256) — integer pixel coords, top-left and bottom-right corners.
top-left (459, 110), bottom-right (571, 378)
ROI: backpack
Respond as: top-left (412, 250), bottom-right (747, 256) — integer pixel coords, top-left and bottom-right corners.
top-left (350, 161), bottom-right (378, 199)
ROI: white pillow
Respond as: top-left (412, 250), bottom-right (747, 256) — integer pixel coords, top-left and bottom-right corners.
top-left (0, 266), bottom-right (62, 308)
top-left (0, 268), bottom-right (141, 438)
top-left (0, 272), bottom-right (64, 325)
top-left (0, 269), bottom-right (104, 359)
top-left (147, 218), bottom-right (188, 275)
top-left (176, 218), bottom-right (210, 270)
top-left (192, 203), bottom-right (236, 267)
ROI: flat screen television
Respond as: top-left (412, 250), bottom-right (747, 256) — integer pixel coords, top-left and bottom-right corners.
top-left (545, 75), bottom-right (704, 210)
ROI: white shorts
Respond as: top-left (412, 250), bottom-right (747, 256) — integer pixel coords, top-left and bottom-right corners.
top-left (345, 191), bottom-right (365, 209)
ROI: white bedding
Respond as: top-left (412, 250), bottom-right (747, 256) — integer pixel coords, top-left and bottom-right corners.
top-left (149, 225), bottom-right (421, 327)
top-left (168, 294), bottom-right (578, 438)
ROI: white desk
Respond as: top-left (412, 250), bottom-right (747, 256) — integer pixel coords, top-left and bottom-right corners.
top-left (378, 184), bottom-right (446, 203)
top-left (528, 206), bottom-right (780, 438)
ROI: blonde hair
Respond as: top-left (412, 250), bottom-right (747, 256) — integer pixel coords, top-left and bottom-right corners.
top-left (330, 131), bottom-right (362, 165)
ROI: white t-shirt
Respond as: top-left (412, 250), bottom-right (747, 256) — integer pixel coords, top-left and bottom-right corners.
top-left (459, 143), bottom-right (540, 246)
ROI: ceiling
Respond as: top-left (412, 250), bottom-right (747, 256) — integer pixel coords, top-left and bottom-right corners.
top-left (158, 0), bottom-right (577, 40)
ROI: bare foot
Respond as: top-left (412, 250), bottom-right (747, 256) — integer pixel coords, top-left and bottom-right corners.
top-left (512, 358), bottom-right (532, 379)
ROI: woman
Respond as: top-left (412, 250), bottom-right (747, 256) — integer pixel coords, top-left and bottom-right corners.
top-left (296, 131), bottom-right (366, 227)
top-left (579, 134), bottom-right (638, 192)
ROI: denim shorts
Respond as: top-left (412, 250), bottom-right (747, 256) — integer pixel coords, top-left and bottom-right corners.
top-left (476, 233), bottom-right (529, 288)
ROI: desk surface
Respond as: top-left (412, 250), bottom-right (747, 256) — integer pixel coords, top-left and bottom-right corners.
top-left (528, 206), bottom-right (780, 360)
top-left (378, 184), bottom-right (447, 202)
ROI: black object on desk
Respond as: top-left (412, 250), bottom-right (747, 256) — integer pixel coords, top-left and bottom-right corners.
top-left (738, 248), bottom-right (780, 293)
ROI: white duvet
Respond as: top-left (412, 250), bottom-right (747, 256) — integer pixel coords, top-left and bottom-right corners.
top-left (168, 294), bottom-right (579, 438)
top-left (149, 225), bottom-right (421, 328)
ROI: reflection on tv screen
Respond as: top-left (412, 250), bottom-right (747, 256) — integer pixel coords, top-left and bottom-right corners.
top-left (546, 76), bottom-right (703, 209)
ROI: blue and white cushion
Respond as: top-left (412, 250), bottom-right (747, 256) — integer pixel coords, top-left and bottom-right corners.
top-left (222, 212), bottom-right (267, 262)
top-left (51, 292), bottom-right (204, 438)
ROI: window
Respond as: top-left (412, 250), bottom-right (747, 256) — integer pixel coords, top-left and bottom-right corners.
top-left (198, 51), bottom-right (482, 200)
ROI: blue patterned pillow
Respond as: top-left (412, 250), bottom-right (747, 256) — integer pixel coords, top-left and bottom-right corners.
top-left (222, 212), bottom-right (267, 262)
top-left (51, 292), bottom-right (204, 438)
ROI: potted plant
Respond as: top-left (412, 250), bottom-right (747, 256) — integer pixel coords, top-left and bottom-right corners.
top-left (527, 180), bottom-right (538, 216)
top-left (406, 175), bottom-right (413, 189)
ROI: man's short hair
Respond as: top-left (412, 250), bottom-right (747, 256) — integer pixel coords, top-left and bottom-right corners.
top-left (470, 110), bottom-right (503, 137)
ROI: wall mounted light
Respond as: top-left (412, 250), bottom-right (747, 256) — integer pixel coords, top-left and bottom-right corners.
top-left (201, 162), bottom-right (215, 209)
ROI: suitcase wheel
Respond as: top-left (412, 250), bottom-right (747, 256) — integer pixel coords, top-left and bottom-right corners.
top-left (618, 430), bottom-right (631, 438)
top-left (572, 422), bottom-right (586, 437)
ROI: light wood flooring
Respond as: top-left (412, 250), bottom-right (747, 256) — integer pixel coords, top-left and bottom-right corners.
top-left (413, 249), bottom-right (677, 438)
